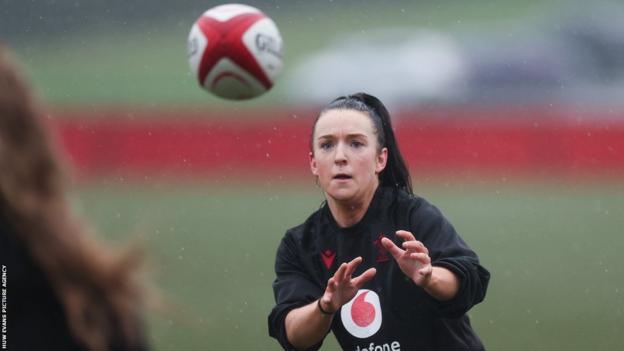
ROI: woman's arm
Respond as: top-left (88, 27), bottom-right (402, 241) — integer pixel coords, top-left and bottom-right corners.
top-left (284, 257), bottom-right (376, 350)
top-left (381, 230), bottom-right (459, 301)
top-left (423, 266), bottom-right (459, 301)
top-left (284, 299), bottom-right (334, 350)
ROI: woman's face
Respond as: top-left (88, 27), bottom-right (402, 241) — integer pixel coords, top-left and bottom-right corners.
top-left (310, 109), bottom-right (387, 203)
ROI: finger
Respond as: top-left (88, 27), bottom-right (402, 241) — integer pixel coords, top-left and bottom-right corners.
top-left (396, 230), bottom-right (416, 242)
top-left (402, 240), bottom-right (429, 254)
top-left (339, 262), bottom-right (352, 281)
top-left (334, 263), bottom-right (348, 282)
top-left (409, 252), bottom-right (431, 264)
top-left (322, 283), bottom-right (335, 307)
top-left (344, 256), bottom-right (363, 278)
top-left (323, 279), bottom-right (336, 305)
top-left (320, 294), bottom-right (333, 307)
top-left (381, 237), bottom-right (404, 259)
top-left (352, 268), bottom-right (376, 288)
top-left (418, 266), bottom-right (433, 276)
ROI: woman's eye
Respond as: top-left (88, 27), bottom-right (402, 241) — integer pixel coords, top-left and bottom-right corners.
top-left (350, 140), bottom-right (363, 148)
top-left (320, 142), bottom-right (333, 150)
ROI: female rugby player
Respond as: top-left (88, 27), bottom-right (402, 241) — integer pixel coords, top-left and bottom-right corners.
top-left (269, 93), bottom-right (490, 351)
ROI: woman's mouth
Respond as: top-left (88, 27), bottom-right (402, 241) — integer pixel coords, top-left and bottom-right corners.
top-left (333, 173), bottom-right (352, 180)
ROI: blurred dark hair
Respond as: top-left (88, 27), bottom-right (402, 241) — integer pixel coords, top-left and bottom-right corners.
top-left (311, 92), bottom-right (413, 195)
top-left (0, 44), bottom-right (144, 351)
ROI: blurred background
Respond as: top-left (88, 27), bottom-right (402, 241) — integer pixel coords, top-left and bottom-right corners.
top-left (2, 0), bottom-right (623, 350)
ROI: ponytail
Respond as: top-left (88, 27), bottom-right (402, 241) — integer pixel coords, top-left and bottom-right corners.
top-left (314, 92), bottom-right (413, 195)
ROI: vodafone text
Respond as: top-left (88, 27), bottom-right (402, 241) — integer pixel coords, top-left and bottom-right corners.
top-left (355, 341), bottom-right (400, 351)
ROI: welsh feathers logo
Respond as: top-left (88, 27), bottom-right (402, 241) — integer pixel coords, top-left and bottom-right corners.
top-left (340, 289), bottom-right (382, 338)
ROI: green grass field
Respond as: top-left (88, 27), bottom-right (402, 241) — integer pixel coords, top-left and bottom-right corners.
top-left (74, 180), bottom-right (624, 350)
top-left (12, 0), bottom-right (567, 108)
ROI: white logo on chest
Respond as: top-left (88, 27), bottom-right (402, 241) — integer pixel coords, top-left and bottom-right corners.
top-left (341, 289), bottom-right (382, 338)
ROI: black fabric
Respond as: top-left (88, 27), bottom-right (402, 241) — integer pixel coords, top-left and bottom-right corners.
top-left (268, 186), bottom-right (490, 351)
top-left (0, 215), bottom-right (148, 351)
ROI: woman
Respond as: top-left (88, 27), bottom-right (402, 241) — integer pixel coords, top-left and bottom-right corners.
top-left (268, 93), bottom-right (490, 350)
top-left (0, 45), bottom-right (148, 351)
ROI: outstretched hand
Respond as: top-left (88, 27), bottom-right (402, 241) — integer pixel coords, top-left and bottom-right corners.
top-left (319, 257), bottom-right (376, 314)
top-left (381, 230), bottom-right (433, 287)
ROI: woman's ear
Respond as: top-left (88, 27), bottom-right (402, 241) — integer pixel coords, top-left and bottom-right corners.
top-left (375, 147), bottom-right (388, 174)
top-left (309, 151), bottom-right (318, 176)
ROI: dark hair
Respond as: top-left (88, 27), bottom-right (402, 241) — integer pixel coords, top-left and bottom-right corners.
top-left (311, 92), bottom-right (413, 195)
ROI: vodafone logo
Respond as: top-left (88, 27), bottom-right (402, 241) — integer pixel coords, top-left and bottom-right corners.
top-left (340, 289), bottom-right (382, 338)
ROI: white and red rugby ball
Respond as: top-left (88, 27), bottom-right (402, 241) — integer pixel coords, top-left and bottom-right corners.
top-left (187, 3), bottom-right (283, 100)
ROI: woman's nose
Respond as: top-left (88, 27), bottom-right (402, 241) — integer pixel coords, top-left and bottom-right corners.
top-left (334, 142), bottom-right (347, 164)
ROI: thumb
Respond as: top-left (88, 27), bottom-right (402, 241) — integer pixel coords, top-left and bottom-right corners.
top-left (322, 278), bottom-right (335, 302)
top-left (381, 237), bottom-right (403, 259)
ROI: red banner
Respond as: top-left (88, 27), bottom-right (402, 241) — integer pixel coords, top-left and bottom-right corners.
top-left (51, 107), bottom-right (624, 180)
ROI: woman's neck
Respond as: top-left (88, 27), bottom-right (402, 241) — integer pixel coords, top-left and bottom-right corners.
top-left (326, 185), bottom-right (378, 228)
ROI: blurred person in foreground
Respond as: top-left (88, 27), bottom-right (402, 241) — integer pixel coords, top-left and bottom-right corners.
top-left (268, 93), bottom-right (490, 350)
top-left (0, 44), bottom-right (148, 351)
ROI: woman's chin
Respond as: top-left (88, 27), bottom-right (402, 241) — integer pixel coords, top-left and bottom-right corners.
top-left (326, 187), bottom-right (357, 202)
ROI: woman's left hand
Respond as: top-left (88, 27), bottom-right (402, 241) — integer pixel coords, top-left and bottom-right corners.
top-left (381, 230), bottom-right (433, 287)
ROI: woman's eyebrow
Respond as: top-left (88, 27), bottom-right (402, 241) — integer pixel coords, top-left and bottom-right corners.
top-left (317, 133), bottom-right (367, 140)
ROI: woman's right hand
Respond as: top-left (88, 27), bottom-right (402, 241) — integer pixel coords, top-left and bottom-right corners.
top-left (319, 256), bottom-right (377, 314)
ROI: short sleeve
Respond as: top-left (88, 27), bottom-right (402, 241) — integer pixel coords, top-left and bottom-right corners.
top-left (268, 232), bottom-right (324, 351)
top-left (410, 200), bottom-right (490, 318)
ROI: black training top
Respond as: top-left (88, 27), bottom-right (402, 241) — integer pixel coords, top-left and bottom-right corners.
top-left (268, 186), bottom-right (490, 351)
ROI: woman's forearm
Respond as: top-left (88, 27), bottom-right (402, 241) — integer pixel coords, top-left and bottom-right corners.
top-left (423, 266), bottom-right (460, 301)
top-left (285, 299), bottom-right (334, 350)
